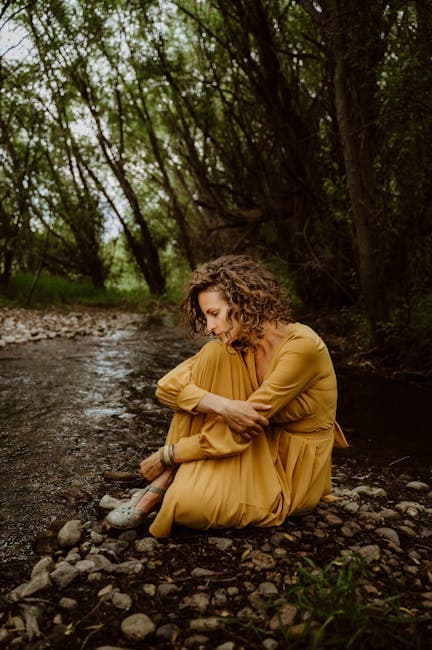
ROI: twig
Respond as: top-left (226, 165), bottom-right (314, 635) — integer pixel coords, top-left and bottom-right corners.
top-left (388, 456), bottom-right (410, 467)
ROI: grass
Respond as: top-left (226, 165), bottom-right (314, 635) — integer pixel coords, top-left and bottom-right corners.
top-left (231, 557), bottom-right (427, 649)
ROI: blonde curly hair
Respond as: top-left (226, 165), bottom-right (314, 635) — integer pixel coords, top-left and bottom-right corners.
top-left (181, 255), bottom-right (293, 346)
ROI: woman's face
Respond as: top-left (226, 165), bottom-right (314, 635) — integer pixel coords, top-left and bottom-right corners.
top-left (198, 289), bottom-right (241, 343)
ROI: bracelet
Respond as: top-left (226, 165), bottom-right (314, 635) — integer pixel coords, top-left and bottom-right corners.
top-left (158, 444), bottom-right (177, 467)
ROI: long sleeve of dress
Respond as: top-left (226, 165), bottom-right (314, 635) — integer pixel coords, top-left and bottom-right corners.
top-left (156, 354), bottom-right (208, 413)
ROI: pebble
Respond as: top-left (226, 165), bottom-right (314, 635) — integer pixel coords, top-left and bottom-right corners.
top-left (352, 485), bottom-right (387, 499)
top-left (189, 617), bottom-right (223, 632)
top-left (58, 520), bottom-right (82, 548)
top-left (269, 604), bottom-right (297, 630)
top-left (135, 537), bottom-right (161, 553)
top-left (59, 597), bottom-right (78, 610)
top-left (406, 481), bottom-right (429, 492)
top-left (376, 527), bottom-right (401, 547)
top-left (357, 545), bottom-right (381, 563)
top-left (156, 623), bottom-right (180, 641)
top-left (181, 593), bottom-right (210, 613)
top-left (112, 592), bottom-right (133, 610)
top-left (6, 571), bottom-right (52, 603)
top-left (191, 567), bottom-right (216, 577)
top-left (113, 560), bottom-right (143, 575)
top-left (99, 495), bottom-right (122, 510)
top-left (258, 581), bottom-right (278, 595)
top-left (50, 562), bottom-right (79, 588)
top-left (121, 613), bottom-right (155, 641)
top-left (250, 550), bottom-right (276, 570)
top-left (208, 536), bottom-right (233, 551)
top-left (396, 501), bottom-right (424, 517)
top-left (158, 583), bottom-right (180, 597)
top-left (31, 556), bottom-right (55, 577)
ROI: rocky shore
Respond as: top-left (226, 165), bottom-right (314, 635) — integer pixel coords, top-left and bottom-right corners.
top-left (1, 308), bottom-right (431, 648)
top-left (0, 308), bottom-right (140, 347)
top-left (1, 459), bottom-right (431, 649)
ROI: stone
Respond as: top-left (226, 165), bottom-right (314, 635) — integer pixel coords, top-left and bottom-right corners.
top-left (357, 545), bottom-right (381, 563)
top-left (183, 635), bottom-right (210, 647)
top-left (96, 647), bottom-right (133, 650)
top-left (155, 623), bottom-right (180, 641)
top-left (158, 583), bottom-right (180, 597)
top-left (262, 639), bottom-right (278, 650)
top-left (98, 495), bottom-right (122, 510)
top-left (121, 613), bottom-right (155, 641)
top-left (84, 554), bottom-right (113, 572)
top-left (143, 583), bottom-right (156, 596)
top-left (191, 567), bottom-right (216, 577)
top-left (76, 559), bottom-right (97, 573)
top-left (189, 617), bottom-right (222, 632)
top-left (58, 520), bottom-right (82, 548)
top-left (406, 481), bottom-right (429, 492)
top-left (113, 560), bottom-right (143, 575)
top-left (259, 581), bottom-right (278, 595)
top-left (248, 591), bottom-right (266, 610)
top-left (216, 643), bottom-right (235, 650)
top-left (325, 513), bottom-right (343, 526)
top-left (112, 592), bottom-right (133, 610)
top-left (50, 562), bottom-right (79, 588)
top-left (395, 501), bottom-right (424, 516)
top-left (212, 588), bottom-right (228, 607)
top-left (182, 593), bottom-right (210, 613)
top-left (59, 597), bottom-right (78, 610)
top-left (352, 485), bottom-right (387, 499)
top-left (208, 537), bottom-right (233, 551)
top-left (378, 508), bottom-right (400, 521)
top-left (135, 537), bottom-right (161, 553)
top-left (376, 527), bottom-right (401, 547)
top-left (6, 571), bottom-right (52, 603)
top-left (341, 521), bottom-right (362, 537)
top-left (269, 604), bottom-right (298, 630)
top-left (90, 531), bottom-right (105, 544)
top-left (31, 556), bottom-right (55, 578)
top-left (250, 550), bottom-right (276, 570)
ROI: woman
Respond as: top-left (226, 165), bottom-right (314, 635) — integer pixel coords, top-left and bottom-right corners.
top-left (107, 255), bottom-right (348, 536)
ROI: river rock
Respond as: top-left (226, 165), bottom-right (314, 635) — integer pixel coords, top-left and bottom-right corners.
top-left (208, 536), bottom-right (233, 551)
top-left (352, 485), bottom-right (387, 499)
top-left (84, 554), bottom-right (114, 572)
top-left (76, 559), bottom-right (97, 573)
top-left (121, 613), bottom-right (155, 641)
top-left (158, 583), bottom-right (180, 597)
top-left (181, 593), bottom-right (210, 613)
top-left (50, 562), bottom-right (79, 588)
top-left (356, 544), bottom-right (381, 563)
top-left (395, 501), bottom-right (424, 517)
top-left (58, 519), bottom-right (82, 547)
top-left (258, 581), bottom-right (278, 595)
top-left (250, 550), bottom-right (276, 570)
top-left (135, 537), bottom-right (161, 553)
top-left (376, 527), bottom-right (401, 546)
top-left (31, 556), bottom-right (55, 577)
top-left (99, 494), bottom-right (122, 510)
top-left (406, 481), bottom-right (429, 491)
top-left (269, 604), bottom-right (297, 630)
top-left (191, 567), bottom-right (216, 577)
top-left (113, 560), bottom-right (143, 575)
top-left (112, 592), bottom-right (133, 610)
top-left (6, 571), bottom-right (52, 603)
top-left (156, 623), bottom-right (180, 641)
top-left (59, 597), bottom-right (78, 610)
top-left (189, 617), bottom-right (222, 632)
top-left (341, 521), bottom-right (362, 537)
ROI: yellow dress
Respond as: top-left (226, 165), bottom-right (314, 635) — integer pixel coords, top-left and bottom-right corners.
top-left (149, 322), bottom-right (347, 538)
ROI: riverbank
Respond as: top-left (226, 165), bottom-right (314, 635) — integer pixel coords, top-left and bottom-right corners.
top-left (1, 457), bottom-right (431, 648)
top-left (1, 307), bottom-right (431, 648)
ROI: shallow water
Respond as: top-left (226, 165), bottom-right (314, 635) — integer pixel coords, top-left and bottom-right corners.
top-left (0, 320), bottom-right (430, 590)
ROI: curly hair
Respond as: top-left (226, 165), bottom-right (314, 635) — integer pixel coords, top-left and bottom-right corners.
top-left (181, 255), bottom-right (293, 346)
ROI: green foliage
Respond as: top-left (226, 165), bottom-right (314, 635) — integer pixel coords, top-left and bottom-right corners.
top-left (233, 557), bottom-right (427, 649)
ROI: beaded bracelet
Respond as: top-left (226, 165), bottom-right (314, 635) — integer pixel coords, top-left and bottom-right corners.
top-left (159, 444), bottom-right (177, 467)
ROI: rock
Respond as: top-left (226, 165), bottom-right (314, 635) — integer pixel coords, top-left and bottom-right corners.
top-left (406, 481), bottom-right (429, 492)
top-left (183, 635), bottom-right (210, 647)
top-left (325, 513), bottom-right (343, 526)
top-left (112, 592), bottom-right (133, 610)
top-left (216, 642), bottom-right (235, 650)
top-left (158, 583), bottom-right (180, 597)
top-left (155, 623), bottom-right (180, 641)
top-left (352, 485), bottom-right (387, 499)
top-left (356, 545), bottom-right (381, 563)
top-left (96, 647), bottom-right (133, 650)
top-left (101, 539), bottom-right (129, 555)
top-left (341, 501), bottom-right (361, 513)
top-left (181, 593), bottom-right (210, 613)
top-left (341, 521), bottom-right (362, 537)
top-left (113, 560), bottom-right (143, 575)
top-left (396, 501), bottom-right (424, 517)
top-left (59, 597), bottom-right (78, 610)
top-left (248, 591), bottom-right (266, 610)
top-left (99, 495), bottom-right (123, 511)
top-left (212, 588), bottom-right (228, 607)
top-left (0, 629), bottom-right (10, 643)
top-left (250, 550), bottom-right (276, 570)
top-left (208, 537), bottom-right (233, 551)
top-left (121, 613), bottom-right (155, 641)
top-left (262, 639), bottom-right (278, 650)
top-left (143, 583), bottom-right (156, 596)
top-left (58, 520), bottom-right (82, 548)
top-left (31, 556), bottom-right (55, 578)
top-left (378, 508), bottom-right (400, 521)
top-left (6, 571), bottom-right (52, 603)
top-left (84, 554), bottom-right (113, 572)
top-left (189, 617), bottom-right (222, 632)
top-left (135, 537), bottom-right (161, 554)
top-left (191, 567), bottom-right (216, 577)
top-left (76, 559), bottom-right (97, 573)
top-left (269, 604), bottom-right (298, 630)
top-left (258, 581), bottom-right (278, 595)
top-left (90, 531), bottom-right (105, 544)
top-left (376, 527), bottom-right (401, 546)
top-left (50, 562), bottom-right (79, 588)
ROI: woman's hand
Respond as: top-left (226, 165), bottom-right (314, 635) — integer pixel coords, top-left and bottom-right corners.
top-left (219, 399), bottom-right (271, 440)
top-left (140, 451), bottom-right (165, 481)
